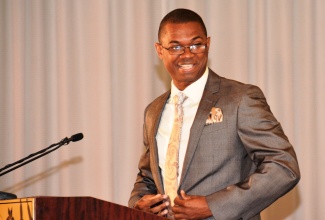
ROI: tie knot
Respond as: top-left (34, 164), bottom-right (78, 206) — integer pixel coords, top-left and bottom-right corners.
top-left (173, 92), bottom-right (186, 106)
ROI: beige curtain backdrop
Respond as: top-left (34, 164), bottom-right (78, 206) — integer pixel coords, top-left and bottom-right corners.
top-left (0, 0), bottom-right (324, 219)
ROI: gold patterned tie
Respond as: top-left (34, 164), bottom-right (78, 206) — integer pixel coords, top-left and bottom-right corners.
top-left (165, 92), bottom-right (187, 207)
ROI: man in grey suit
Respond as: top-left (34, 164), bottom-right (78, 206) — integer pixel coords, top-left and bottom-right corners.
top-left (129, 8), bottom-right (300, 220)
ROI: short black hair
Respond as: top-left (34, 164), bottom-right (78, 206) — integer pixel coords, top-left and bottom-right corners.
top-left (158, 8), bottom-right (207, 42)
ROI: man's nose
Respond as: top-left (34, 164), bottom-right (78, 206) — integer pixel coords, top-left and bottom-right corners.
top-left (180, 47), bottom-right (194, 57)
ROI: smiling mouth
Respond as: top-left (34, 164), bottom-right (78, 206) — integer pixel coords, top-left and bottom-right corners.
top-left (179, 64), bottom-right (194, 70)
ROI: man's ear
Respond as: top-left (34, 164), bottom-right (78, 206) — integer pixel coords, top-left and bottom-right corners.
top-left (206, 37), bottom-right (211, 53)
top-left (154, 42), bottom-right (163, 59)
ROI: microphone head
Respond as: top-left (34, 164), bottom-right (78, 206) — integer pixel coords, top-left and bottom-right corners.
top-left (70, 133), bottom-right (84, 142)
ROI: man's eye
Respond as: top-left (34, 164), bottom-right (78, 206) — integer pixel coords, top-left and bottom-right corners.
top-left (172, 46), bottom-right (182, 50)
top-left (192, 44), bottom-right (202, 49)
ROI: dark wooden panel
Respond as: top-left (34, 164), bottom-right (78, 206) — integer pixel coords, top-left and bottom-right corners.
top-left (34, 196), bottom-right (166, 220)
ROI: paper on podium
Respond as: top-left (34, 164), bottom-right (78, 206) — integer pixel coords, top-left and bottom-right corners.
top-left (0, 198), bottom-right (34, 219)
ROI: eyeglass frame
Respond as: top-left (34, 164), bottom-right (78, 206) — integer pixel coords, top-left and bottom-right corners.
top-left (158, 43), bottom-right (208, 55)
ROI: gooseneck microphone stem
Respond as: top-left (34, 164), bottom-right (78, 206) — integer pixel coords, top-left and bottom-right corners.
top-left (0, 133), bottom-right (83, 177)
top-left (0, 142), bottom-right (64, 177)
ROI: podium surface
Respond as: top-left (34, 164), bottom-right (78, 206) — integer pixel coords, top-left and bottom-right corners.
top-left (0, 196), bottom-right (167, 219)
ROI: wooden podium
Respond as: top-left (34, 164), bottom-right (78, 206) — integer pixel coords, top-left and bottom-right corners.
top-left (0, 196), bottom-right (167, 219)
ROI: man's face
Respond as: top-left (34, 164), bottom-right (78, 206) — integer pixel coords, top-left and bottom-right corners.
top-left (155, 22), bottom-right (210, 90)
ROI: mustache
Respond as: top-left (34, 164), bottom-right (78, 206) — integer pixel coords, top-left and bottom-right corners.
top-left (178, 58), bottom-right (194, 64)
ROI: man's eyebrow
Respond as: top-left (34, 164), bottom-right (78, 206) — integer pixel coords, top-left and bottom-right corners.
top-left (168, 36), bottom-right (203, 44)
top-left (192, 36), bottom-right (203, 41)
top-left (168, 40), bottom-right (180, 44)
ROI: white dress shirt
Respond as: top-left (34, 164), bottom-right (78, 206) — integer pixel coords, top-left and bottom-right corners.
top-left (156, 67), bottom-right (209, 186)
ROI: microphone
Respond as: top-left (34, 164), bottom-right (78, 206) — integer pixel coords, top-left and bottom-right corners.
top-left (68, 133), bottom-right (84, 142)
top-left (0, 133), bottom-right (84, 200)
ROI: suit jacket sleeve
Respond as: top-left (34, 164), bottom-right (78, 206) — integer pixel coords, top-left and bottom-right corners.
top-left (205, 85), bottom-right (300, 219)
top-left (128, 100), bottom-right (165, 208)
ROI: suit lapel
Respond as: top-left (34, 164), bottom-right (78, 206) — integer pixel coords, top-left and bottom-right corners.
top-left (179, 69), bottom-right (221, 188)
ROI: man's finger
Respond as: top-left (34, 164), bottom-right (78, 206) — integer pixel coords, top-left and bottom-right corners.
top-left (150, 200), bottom-right (169, 213)
top-left (146, 194), bottom-right (167, 206)
top-left (180, 190), bottom-right (190, 200)
top-left (135, 194), bottom-right (167, 211)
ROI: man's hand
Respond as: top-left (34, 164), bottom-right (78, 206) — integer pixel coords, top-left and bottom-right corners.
top-left (134, 194), bottom-right (169, 217)
top-left (173, 190), bottom-right (213, 220)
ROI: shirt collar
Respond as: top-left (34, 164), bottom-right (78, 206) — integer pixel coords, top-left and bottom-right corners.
top-left (170, 67), bottom-right (209, 104)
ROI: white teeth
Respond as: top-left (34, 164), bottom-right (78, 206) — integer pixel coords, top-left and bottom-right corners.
top-left (180, 64), bottom-right (194, 69)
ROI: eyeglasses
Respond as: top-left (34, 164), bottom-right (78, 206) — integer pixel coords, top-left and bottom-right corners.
top-left (159, 43), bottom-right (207, 55)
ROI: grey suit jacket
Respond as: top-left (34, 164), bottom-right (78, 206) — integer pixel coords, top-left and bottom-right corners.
top-left (129, 69), bottom-right (300, 220)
